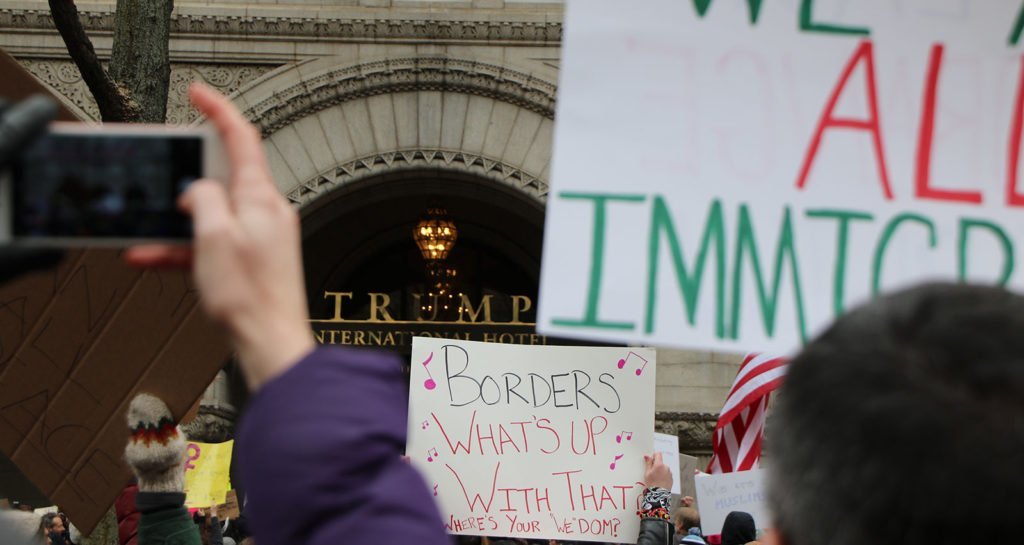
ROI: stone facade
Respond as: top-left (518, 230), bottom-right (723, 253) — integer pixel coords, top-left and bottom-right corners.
top-left (0, 0), bottom-right (743, 460)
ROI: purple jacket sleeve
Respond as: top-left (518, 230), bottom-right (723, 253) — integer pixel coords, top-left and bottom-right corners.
top-left (236, 346), bottom-right (453, 545)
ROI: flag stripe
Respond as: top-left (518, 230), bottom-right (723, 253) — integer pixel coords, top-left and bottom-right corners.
top-left (706, 354), bottom-right (787, 474)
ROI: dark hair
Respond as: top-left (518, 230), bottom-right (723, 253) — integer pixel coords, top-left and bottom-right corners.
top-left (767, 283), bottom-right (1024, 545)
top-left (39, 513), bottom-right (59, 535)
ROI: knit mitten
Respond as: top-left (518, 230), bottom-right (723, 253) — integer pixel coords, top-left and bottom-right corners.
top-left (125, 393), bottom-right (186, 493)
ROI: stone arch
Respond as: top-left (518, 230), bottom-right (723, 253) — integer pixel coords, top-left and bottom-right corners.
top-left (232, 56), bottom-right (557, 207)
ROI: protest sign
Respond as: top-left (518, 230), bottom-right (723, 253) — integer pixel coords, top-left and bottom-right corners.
top-left (679, 454), bottom-right (699, 500)
top-left (540, 0), bottom-right (1024, 353)
top-left (0, 250), bottom-right (230, 533)
top-left (695, 469), bottom-right (768, 536)
top-left (653, 433), bottom-right (681, 495)
top-left (407, 338), bottom-right (656, 543)
top-left (183, 440), bottom-right (233, 508)
top-left (216, 490), bottom-right (240, 520)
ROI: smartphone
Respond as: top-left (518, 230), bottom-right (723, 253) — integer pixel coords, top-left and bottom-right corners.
top-left (0, 122), bottom-right (228, 246)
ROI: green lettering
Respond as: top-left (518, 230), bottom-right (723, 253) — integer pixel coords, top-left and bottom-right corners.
top-left (645, 197), bottom-right (727, 337)
top-left (729, 205), bottom-right (808, 342)
top-left (692, 0), bottom-right (765, 25)
top-left (1011, 2), bottom-right (1024, 46)
top-left (806, 209), bottom-right (874, 316)
top-left (551, 192), bottom-right (646, 331)
top-left (800, 0), bottom-right (870, 36)
top-left (958, 218), bottom-right (1015, 286)
top-left (872, 213), bottom-right (936, 295)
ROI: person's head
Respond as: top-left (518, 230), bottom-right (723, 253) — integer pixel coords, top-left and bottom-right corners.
top-left (721, 511), bottom-right (755, 545)
top-left (39, 513), bottom-right (63, 536)
top-left (675, 506), bottom-right (700, 535)
top-left (766, 283), bottom-right (1024, 545)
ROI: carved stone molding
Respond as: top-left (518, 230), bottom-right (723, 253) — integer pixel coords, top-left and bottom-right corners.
top-left (19, 59), bottom-right (275, 123)
top-left (289, 147), bottom-right (547, 207)
top-left (247, 57), bottom-right (556, 138)
top-left (655, 412), bottom-right (718, 456)
top-left (0, 8), bottom-right (562, 44)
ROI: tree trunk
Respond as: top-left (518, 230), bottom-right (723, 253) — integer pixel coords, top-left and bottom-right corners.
top-left (48, 0), bottom-right (139, 122)
top-left (109, 0), bottom-right (174, 123)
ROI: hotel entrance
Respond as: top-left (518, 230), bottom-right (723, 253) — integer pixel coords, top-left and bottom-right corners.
top-left (301, 168), bottom-right (549, 356)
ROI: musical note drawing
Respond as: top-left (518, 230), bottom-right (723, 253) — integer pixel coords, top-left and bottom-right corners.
top-left (609, 454), bottom-right (624, 470)
top-left (615, 431), bottom-right (633, 444)
top-left (421, 420), bottom-right (430, 430)
top-left (618, 351), bottom-right (649, 376)
top-left (427, 448), bottom-right (439, 462)
top-left (433, 484), bottom-right (439, 497)
top-left (422, 352), bottom-right (437, 390)
top-left (184, 443), bottom-right (201, 472)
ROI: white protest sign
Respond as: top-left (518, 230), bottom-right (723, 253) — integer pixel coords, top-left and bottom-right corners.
top-left (653, 432), bottom-right (681, 495)
top-left (407, 338), bottom-right (656, 543)
top-left (695, 469), bottom-right (768, 536)
top-left (540, 0), bottom-right (1024, 353)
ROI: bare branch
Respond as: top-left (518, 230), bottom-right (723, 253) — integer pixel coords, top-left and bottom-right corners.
top-left (48, 0), bottom-right (139, 122)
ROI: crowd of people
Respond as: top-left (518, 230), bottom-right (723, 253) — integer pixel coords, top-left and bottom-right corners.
top-left (1, 82), bottom-right (1022, 545)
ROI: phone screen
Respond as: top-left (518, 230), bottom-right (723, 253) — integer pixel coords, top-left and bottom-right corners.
top-left (9, 133), bottom-right (202, 240)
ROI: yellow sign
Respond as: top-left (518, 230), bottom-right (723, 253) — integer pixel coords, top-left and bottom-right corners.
top-left (183, 440), bottom-right (233, 508)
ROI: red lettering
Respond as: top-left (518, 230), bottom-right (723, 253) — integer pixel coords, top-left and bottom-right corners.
top-left (1008, 54), bottom-right (1024, 206)
top-left (796, 40), bottom-right (894, 200)
top-left (915, 44), bottom-right (982, 204)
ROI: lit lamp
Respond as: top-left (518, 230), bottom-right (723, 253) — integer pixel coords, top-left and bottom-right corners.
top-left (414, 207), bottom-right (461, 316)
top-left (413, 207), bottom-right (458, 261)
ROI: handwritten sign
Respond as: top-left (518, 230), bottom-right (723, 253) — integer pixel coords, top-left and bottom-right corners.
top-left (183, 440), bottom-right (233, 508)
top-left (540, 0), bottom-right (1024, 353)
top-left (653, 433), bottom-right (681, 495)
top-left (694, 469), bottom-right (768, 536)
top-left (407, 338), bottom-right (656, 543)
top-left (215, 490), bottom-right (240, 520)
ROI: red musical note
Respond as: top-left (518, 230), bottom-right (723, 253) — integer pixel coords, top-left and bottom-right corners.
top-left (433, 484), bottom-right (439, 497)
top-left (618, 351), bottom-right (648, 376)
top-left (184, 443), bottom-right (201, 472)
top-left (421, 420), bottom-right (430, 430)
top-left (427, 447), bottom-right (439, 462)
top-left (615, 431), bottom-right (633, 443)
top-left (609, 454), bottom-right (624, 470)
top-left (422, 352), bottom-right (437, 390)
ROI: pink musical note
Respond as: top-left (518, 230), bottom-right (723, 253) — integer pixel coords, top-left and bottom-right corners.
top-left (615, 431), bottom-right (633, 443)
top-left (421, 420), bottom-right (430, 430)
top-left (618, 351), bottom-right (648, 376)
top-left (609, 454), bottom-right (624, 470)
top-left (433, 484), bottom-right (439, 497)
top-left (184, 443), bottom-right (201, 472)
top-left (422, 352), bottom-right (437, 390)
top-left (427, 447), bottom-right (439, 462)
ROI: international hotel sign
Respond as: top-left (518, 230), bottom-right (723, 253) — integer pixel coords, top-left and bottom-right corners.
top-left (309, 291), bottom-right (558, 350)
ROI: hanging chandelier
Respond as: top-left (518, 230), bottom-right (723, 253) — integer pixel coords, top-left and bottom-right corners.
top-left (413, 207), bottom-right (458, 261)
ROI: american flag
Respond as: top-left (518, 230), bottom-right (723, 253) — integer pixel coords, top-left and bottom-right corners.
top-left (706, 353), bottom-right (788, 474)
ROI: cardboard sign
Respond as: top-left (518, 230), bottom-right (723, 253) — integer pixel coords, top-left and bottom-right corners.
top-left (678, 454), bottom-right (699, 500)
top-left (540, 0), bottom-right (1024, 353)
top-left (407, 338), bottom-right (656, 544)
top-left (694, 469), bottom-right (768, 536)
top-left (184, 440), bottom-right (233, 508)
top-left (653, 433), bottom-right (681, 495)
top-left (215, 490), bottom-right (240, 520)
top-left (0, 251), bottom-right (230, 533)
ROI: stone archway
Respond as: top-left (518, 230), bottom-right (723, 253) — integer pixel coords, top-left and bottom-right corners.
top-left (232, 56), bottom-right (556, 208)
